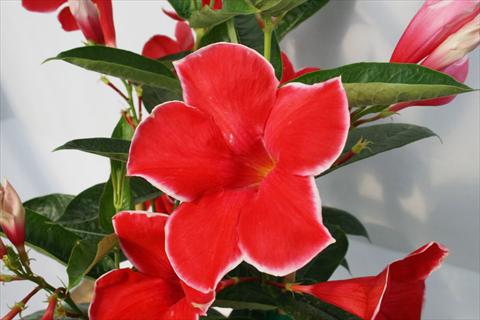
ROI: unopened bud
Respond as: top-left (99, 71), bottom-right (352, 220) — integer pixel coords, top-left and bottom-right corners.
top-left (0, 180), bottom-right (26, 248)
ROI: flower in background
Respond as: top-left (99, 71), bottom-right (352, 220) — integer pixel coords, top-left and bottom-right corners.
top-left (390, 0), bottom-right (479, 111)
top-left (89, 211), bottom-right (214, 320)
top-left (202, 0), bottom-right (223, 10)
top-left (128, 43), bottom-right (350, 293)
top-left (280, 52), bottom-right (320, 84)
top-left (0, 180), bottom-right (25, 251)
top-left (40, 294), bottom-right (58, 320)
top-left (290, 242), bottom-right (448, 320)
top-left (22, 0), bottom-right (116, 47)
top-left (144, 194), bottom-right (175, 214)
top-left (142, 21), bottom-right (194, 59)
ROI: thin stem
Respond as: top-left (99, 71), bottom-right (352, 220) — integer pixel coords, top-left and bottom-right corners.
top-left (114, 246), bottom-right (120, 269)
top-left (138, 96), bottom-right (143, 122)
top-left (122, 80), bottom-right (139, 124)
top-left (101, 76), bottom-right (128, 101)
top-left (262, 16), bottom-right (273, 61)
top-left (226, 19), bottom-right (238, 43)
top-left (1, 286), bottom-right (41, 320)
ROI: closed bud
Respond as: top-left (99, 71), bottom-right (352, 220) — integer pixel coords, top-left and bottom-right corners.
top-left (0, 180), bottom-right (26, 248)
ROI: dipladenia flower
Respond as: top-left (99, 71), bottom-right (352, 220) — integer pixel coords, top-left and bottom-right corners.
top-left (89, 211), bottom-right (215, 320)
top-left (390, 0), bottom-right (479, 110)
top-left (142, 21), bottom-right (194, 60)
top-left (281, 52), bottom-right (320, 83)
top-left (0, 180), bottom-right (25, 249)
top-left (290, 242), bottom-right (448, 320)
top-left (22, 0), bottom-right (116, 47)
top-left (128, 43), bottom-right (350, 293)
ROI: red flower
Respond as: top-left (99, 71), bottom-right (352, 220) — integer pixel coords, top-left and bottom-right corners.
top-left (144, 194), bottom-right (175, 214)
top-left (89, 211), bottom-right (214, 320)
top-left (142, 21), bottom-right (194, 60)
top-left (290, 242), bottom-right (448, 320)
top-left (281, 52), bottom-right (320, 83)
top-left (202, 0), bottom-right (223, 10)
top-left (390, 0), bottom-right (479, 110)
top-left (22, 0), bottom-right (116, 47)
top-left (127, 43), bottom-right (350, 293)
top-left (40, 294), bottom-right (57, 320)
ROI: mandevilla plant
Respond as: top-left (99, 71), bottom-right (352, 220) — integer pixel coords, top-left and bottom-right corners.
top-left (1, 0), bottom-right (479, 319)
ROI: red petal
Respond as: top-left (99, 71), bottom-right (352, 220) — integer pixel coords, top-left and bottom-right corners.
top-left (112, 211), bottom-right (176, 281)
top-left (238, 170), bottom-right (334, 276)
top-left (164, 299), bottom-right (198, 320)
top-left (174, 43), bottom-right (278, 154)
top-left (181, 282), bottom-right (216, 315)
top-left (162, 8), bottom-right (184, 21)
top-left (265, 78), bottom-right (349, 176)
top-left (165, 190), bottom-right (250, 293)
top-left (57, 7), bottom-right (79, 31)
top-left (296, 242), bottom-right (448, 320)
top-left (154, 195), bottom-right (176, 214)
top-left (175, 21), bottom-right (194, 52)
top-left (89, 269), bottom-right (185, 320)
top-left (22, 0), bottom-right (65, 12)
top-left (93, 0), bottom-right (116, 47)
top-left (68, 0), bottom-right (105, 44)
top-left (391, 0), bottom-right (480, 63)
top-left (280, 52), bottom-right (296, 83)
top-left (294, 66), bottom-right (320, 78)
top-left (127, 101), bottom-right (240, 202)
top-left (142, 35), bottom-right (181, 59)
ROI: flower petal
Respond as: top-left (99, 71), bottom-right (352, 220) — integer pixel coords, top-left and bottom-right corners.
top-left (391, 0), bottom-right (480, 63)
top-left (294, 242), bottom-right (448, 320)
top-left (93, 0), bottom-right (116, 47)
top-left (165, 190), bottom-right (250, 293)
top-left (22, 0), bottom-right (65, 12)
top-left (175, 21), bottom-right (194, 52)
top-left (181, 282), bottom-right (216, 315)
top-left (265, 78), bottom-right (349, 176)
top-left (238, 170), bottom-right (334, 276)
top-left (162, 8), bottom-right (184, 21)
top-left (280, 52), bottom-right (296, 83)
top-left (142, 35), bottom-right (181, 59)
top-left (89, 269), bottom-right (184, 320)
top-left (128, 101), bottom-right (241, 201)
top-left (174, 43), bottom-right (279, 154)
top-left (57, 6), bottom-right (79, 31)
top-left (164, 299), bottom-right (199, 320)
top-left (112, 211), bottom-right (175, 280)
top-left (68, 0), bottom-right (105, 45)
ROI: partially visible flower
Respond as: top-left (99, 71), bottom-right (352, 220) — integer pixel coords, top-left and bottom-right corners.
top-left (290, 242), bottom-right (448, 320)
top-left (144, 194), bottom-right (175, 214)
top-left (162, 8), bottom-right (184, 21)
top-left (390, 0), bottom-right (479, 110)
top-left (281, 52), bottom-right (320, 84)
top-left (40, 294), bottom-right (58, 320)
top-left (128, 43), bottom-right (350, 293)
top-left (0, 180), bottom-right (25, 250)
top-left (0, 237), bottom-right (7, 259)
top-left (89, 211), bottom-right (214, 320)
top-left (22, 0), bottom-right (116, 47)
top-left (142, 21), bottom-right (194, 60)
top-left (202, 0), bottom-right (223, 10)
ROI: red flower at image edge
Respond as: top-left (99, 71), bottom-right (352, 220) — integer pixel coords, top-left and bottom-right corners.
top-left (89, 211), bottom-right (214, 320)
top-left (291, 242), bottom-right (448, 320)
top-left (127, 43), bottom-right (350, 293)
top-left (22, 0), bottom-right (116, 47)
top-left (142, 21), bottom-right (194, 60)
top-left (281, 52), bottom-right (320, 84)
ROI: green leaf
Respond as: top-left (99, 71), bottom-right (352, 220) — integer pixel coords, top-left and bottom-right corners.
top-left (294, 62), bottom-right (474, 107)
top-left (168, 0), bottom-right (192, 19)
top-left (47, 46), bottom-right (181, 92)
top-left (130, 177), bottom-right (163, 204)
top-left (58, 183), bottom-right (105, 225)
top-left (200, 21), bottom-right (231, 47)
top-left (253, 0), bottom-right (307, 16)
top-left (54, 138), bottom-right (131, 162)
top-left (23, 194), bottom-right (74, 221)
top-left (234, 15), bottom-right (283, 80)
top-left (322, 206), bottom-right (369, 239)
top-left (321, 123), bottom-right (437, 175)
top-left (142, 85), bottom-right (182, 113)
top-left (215, 282), bottom-right (277, 310)
top-left (296, 226), bottom-right (348, 283)
top-left (67, 234), bottom-right (117, 289)
top-left (189, 0), bottom-right (259, 29)
top-left (23, 304), bottom-right (90, 320)
top-left (276, 0), bottom-right (329, 40)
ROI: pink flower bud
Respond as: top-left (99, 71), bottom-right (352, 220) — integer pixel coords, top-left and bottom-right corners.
top-left (67, 0), bottom-right (105, 45)
top-left (0, 180), bottom-right (25, 248)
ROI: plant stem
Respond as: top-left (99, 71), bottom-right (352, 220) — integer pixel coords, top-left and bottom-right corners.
top-left (1, 286), bottom-right (41, 320)
top-left (122, 80), bottom-right (138, 124)
top-left (114, 246), bottom-right (120, 269)
top-left (227, 19), bottom-right (238, 43)
top-left (263, 16), bottom-right (273, 61)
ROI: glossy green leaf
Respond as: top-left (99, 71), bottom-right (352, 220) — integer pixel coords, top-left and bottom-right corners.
top-left (215, 282), bottom-right (277, 310)
top-left (130, 177), bottom-right (163, 204)
top-left (323, 206), bottom-right (369, 239)
top-left (253, 0), bottom-right (307, 16)
top-left (67, 234), bottom-right (117, 289)
top-left (54, 138), bottom-right (131, 162)
top-left (58, 183), bottom-right (105, 225)
top-left (168, 0), bottom-right (192, 19)
top-left (276, 0), bottom-right (329, 39)
top-left (321, 123), bottom-right (437, 176)
top-left (200, 21), bottom-right (231, 47)
top-left (47, 46), bottom-right (181, 92)
top-left (142, 85), bottom-right (182, 113)
top-left (23, 194), bottom-right (74, 221)
top-left (296, 226), bottom-right (348, 283)
top-left (294, 62), bottom-right (474, 107)
top-left (189, 0), bottom-right (258, 29)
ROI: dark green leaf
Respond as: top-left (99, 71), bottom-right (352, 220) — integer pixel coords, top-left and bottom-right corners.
top-left (168, 0), bottom-right (192, 19)
top-left (322, 206), bottom-right (369, 239)
top-left (130, 177), bottom-right (163, 204)
top-left (54, 138), bottom-right (131, 162)
top-left (215, 282), bottom-right (277, 310)
top-left (200, 21), bottom-right (231, 46)
top-left (254, 0), bottom-right (307, 16)
top-left (296, 226), bottom-right (348, 283)
top-left (189, 0), bottom-right (258, 29)
top-left (23, 194), bottom-right (74, 221)
top-left (23, 304), bottom-right (90, 320)
top-left (142, 85), bottom-right (182, 113)
top-left (58, 183), bottom-right (105, 225)
top-left (321, 123), bottom-right (437, 175)
top-left (294, 62), bottom-right (474, 107)
top-left (276, 0), bottom-right (329, 39)
top-left (47, 46), bottom-right (181, 92)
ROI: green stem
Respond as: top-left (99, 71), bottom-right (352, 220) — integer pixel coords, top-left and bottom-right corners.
top-left (226, 19), bottom-right (238, 43)
top-left (114, 246), bottom-right (120, 269)
top-left (263, 16), bottom-right (273, 61)
top-left (122, 80), bottom-right (138, 124)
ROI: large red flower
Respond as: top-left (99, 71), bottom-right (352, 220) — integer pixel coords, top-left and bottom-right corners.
top-left (291, 242), bottom-right (448, 320)
top-left (128, 43), bottom-right (350, 293)
top-left (142, 21), bottom-right (194, 59)
top-left (22, 0), bottom-right (116, 47)
top-left (89, 211), bottom-right (214, 320)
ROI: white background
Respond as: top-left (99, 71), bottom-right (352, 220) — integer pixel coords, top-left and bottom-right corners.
top-left (1, 0), bottom-right (479, 318)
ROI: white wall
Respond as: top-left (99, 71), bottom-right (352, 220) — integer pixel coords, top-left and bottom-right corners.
top-left (1, 0), bottom-right (479, 318)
